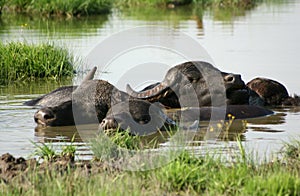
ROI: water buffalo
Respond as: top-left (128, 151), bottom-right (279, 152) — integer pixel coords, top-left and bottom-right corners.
top-left (30, 63), bottom-right (277, 135)
top-left (247, 77), bottom-right (300, 106)
top-left (100, 100), bottom-right (176, 135)
top-left (24, 67), bottom-right (97, 107)
top-left (33, 79), bottom-right (176, 135)
top-left (126, 61), bottom-right (250, 108)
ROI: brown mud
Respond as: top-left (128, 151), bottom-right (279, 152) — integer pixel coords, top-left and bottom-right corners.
top-left (0, 153), bottom-right (111, 184)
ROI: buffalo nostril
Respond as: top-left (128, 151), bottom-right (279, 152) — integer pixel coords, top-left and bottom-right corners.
top-left (43, 114), bottom-right (53, 120)
top-left (100, 117), bottom-right (119, 130)
top-left (34, 113), bottom-right (40, 123)
top-left (100, 119), bottom-right (107, 125)
top-left (100, 118), bottom-right (112, 129)
top-left (34, 109), bottom-right (54, 123)
top-left (225, 75), bottom-right (235, 83)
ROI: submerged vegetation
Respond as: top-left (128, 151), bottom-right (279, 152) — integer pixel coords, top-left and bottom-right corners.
top-left (0, 42), bottom-right (75, 85)
top-left (1, 136), bottom-right (300, 195)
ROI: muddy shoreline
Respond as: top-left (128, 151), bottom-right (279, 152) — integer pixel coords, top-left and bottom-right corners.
top-left (0, 153), bottom-right (111, 184)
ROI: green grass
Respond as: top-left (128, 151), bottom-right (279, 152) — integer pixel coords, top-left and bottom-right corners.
top-left (90, 129), bottom-right (163, 163)
top-left (31, 135), bottom-right (76, 162)
top-left (0, 41), bottom-right (75, 85)
top-left (16, 126), bottom-right (298, 195)
top-left (2, 136), bottom-right (300, 195)
top-left (0, 0), bottom-right (5, 14)
top-left (32, 141), bottom-right (57, 161)
top-left (2, 140), bottom-right (300, 195)
top-left (0, 0), bottom-right (269, 17)
top-left (4, 0), bottom-right (112, 16)
top-left (282, 139), bottom-right (300, 161)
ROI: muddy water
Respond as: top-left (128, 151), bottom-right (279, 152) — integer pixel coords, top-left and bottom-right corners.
top-left (0, 1), bottom-right (300, 161)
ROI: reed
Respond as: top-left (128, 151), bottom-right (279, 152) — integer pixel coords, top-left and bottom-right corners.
top-left (0, 0), bottom-right (262, 17)
top-left (4, 0), bottom-right (112, 16)
top-left (0, 41), bottom-right (75, 85)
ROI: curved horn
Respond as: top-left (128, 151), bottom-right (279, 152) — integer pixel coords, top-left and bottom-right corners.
top-left (82, 66), bottom-right (97, 82)
top-left (126, 83), bottom-right (168, 99)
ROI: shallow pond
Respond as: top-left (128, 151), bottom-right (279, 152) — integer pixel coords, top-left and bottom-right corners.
top-left (0, 1), bottom-right (300, 162)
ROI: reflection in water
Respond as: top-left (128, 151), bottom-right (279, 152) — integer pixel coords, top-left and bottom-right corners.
top-left (0, 78), bottom-right (73, 96)
top-left (0, 14), bottom-right (109, 37)
top-left (247, 112), bottom-right (286, 132)
top-left (206, 5), bottom-right (253, 22)
top-left (118, 5), bottom-right (205, 36)
top-left (191, 120), bottom-right (247, 142)
top-left (274, 106), bottom-right (300, 114)
top-left (34, 124), bottom-right (99, 160)
top-left (34, 126), bottom-right (82, 143)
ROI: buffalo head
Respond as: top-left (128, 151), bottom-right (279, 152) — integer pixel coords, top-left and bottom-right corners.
top-left (126, 61), bottom-right (248, 108)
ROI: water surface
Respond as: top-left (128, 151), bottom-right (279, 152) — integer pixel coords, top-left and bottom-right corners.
top-left (0, 1), bottom-right (300, 160)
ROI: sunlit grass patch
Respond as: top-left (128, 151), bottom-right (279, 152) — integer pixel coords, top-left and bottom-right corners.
top-left (0, 41), bottom-right (75, 85)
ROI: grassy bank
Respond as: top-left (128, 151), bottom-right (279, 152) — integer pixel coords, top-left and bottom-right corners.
top-left (1, 0), bottom-right (112, 17)
top-left (0, 42), bottom-right (75, 85)
top-left (0, 0), bottom-right (263, 17)
top-left (1, 133), bottom-right (300, 195)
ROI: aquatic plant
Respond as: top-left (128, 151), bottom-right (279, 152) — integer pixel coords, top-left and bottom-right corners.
top-left (0, 0), bottom-right (264, 17)
top-left (61, 135), bottom-right (77, 159)
top-left (280, 139), bottom-right (300, 171)
top-left (32, 142), bottom-right (57, 161)
top-left (3, 0), bottom-right (112, 16)
top-left (31, 135), bottom-right (77, 162)
top-left (90, 129), bottom-right (144, 162)
top-left (0, 41), bottom-right (75, 85)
